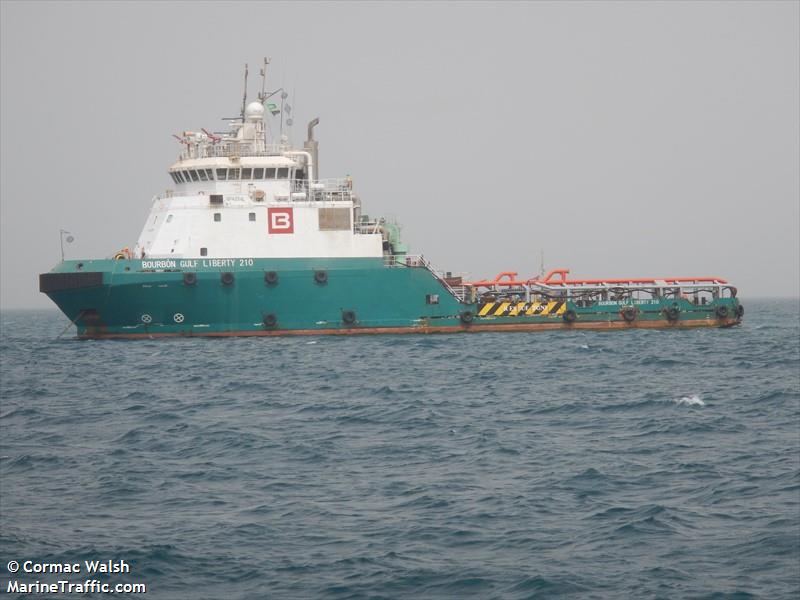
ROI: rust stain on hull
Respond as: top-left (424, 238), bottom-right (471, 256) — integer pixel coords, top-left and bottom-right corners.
top-left (80, 318), bottom-right (740, 340)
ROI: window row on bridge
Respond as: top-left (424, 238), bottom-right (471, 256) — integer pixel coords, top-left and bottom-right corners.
top-left (169, 167), bottom-right (305, 185)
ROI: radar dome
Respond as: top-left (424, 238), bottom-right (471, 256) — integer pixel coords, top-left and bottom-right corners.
top-left (245, 101), bottom-right (265, 121)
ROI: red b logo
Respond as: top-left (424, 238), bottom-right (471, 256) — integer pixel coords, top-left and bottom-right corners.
top-left (268, 208), bottom-right (294, 234)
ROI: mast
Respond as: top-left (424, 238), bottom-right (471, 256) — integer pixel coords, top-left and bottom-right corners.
top-left (240, 63), bottom-right (249, 121)
top-left (258, 57), bottom-right (270, 147)
top-left (258, 57), bottom-right (270, 103)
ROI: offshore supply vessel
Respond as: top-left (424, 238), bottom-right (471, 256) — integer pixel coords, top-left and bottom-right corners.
top-left (40, 66), bottom-right (743, 338)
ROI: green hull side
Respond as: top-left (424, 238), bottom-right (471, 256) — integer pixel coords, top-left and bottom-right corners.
top-left (44, 258), bottom-right (466, 336)
top-left (42, 258), bottom-right (742, 337)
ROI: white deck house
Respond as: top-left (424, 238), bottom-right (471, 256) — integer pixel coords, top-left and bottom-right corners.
top-left (135, 102), bottom-right (383, 260)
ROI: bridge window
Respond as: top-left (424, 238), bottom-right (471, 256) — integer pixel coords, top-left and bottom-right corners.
top-left (167, 214), bottom-right (173, 223)
top-left (265, 168), bottom-right (276, 179)
top-left (169, 172), bottom-right (179, 184)
top-left (205, 169), bottom-right (214, 180)
top-left (296, 169), bottom-right (306, 180)
top-left (254, 168), bottom-right (264, 179)
top-left (277, 167), bottom-right (289, 179)
top-left (216, 168), bottom-right (227, 181)
top-left (189, 170), bottom-right (199, 182)
top-left (198, 169), bottom-right (208, 181)
top-left (181, 170), bottom-right (190, 182)
top-left (175, 171), bottom-right (185, 183)
top-left (229, 168), bottom-right (240, 180)
top-left (249, 212), bottom-right (256, 221)
top-left (426, 294), bottom-right (440, 305)
top-left (213, 213), bottom-right (221, 222)
top-left (241, 168), bottom-right (252, 179)
top-left (200, 247), bottom-right (207, 256)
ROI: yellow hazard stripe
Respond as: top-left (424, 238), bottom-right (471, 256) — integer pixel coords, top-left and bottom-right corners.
top-left (478, 303), bottom-right (496, 316)
top-left (539, 301), bottom-right (556, 315)
top-left (493, 302), bottom-right (511, 316)
top-left (477, 300), bottom-right (570, 318)
top-left (508, 302), bottom-right (526, 316)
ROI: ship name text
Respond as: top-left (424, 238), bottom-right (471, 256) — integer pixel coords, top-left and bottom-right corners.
top-left (141, 259), bottom-right (255, 270)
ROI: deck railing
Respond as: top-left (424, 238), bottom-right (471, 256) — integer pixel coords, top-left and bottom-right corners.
top-left (383, 254), bottom-right (468, 302)
top-left (154, 178), bottom-right (355, 203)
top-left (180, 142), bottom-right (290, 160)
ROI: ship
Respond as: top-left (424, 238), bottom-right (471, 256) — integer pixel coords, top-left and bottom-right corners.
top-left (39, 63), bottom-right (743, 339)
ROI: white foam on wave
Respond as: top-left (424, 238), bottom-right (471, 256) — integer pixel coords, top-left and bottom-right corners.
top-left (580, 344), bottom-right (590, 350)
top-left (674, 394), bottom-right (705, 407)
top-left (306, 340), bottom-right (318, 345)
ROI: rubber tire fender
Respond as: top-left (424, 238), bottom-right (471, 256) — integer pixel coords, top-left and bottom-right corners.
top-left (221, 272), bottom-right (235, 286)
top-left (735, 304), bottom-right (744, 318)
top-left (663, 306), bottom-right (680, 322)
top-left (460, 311), bottom-right (474, 324)
top-left (264, 271), bottom-right (279, 285)
top-left (714, 305), bottom-right (729, 319)
top-left (342, 309), bottom-right (357, 325)
top-left (263, 313), bottom-right (278, 327)
top-left (620, 305), bottom-right (638, 323)
top-left (314, 270), bottom-right (328, 284)
top-left (563, 309), bottom-right (577, 323)
top-left (183, 272), bottom-right (197, 286)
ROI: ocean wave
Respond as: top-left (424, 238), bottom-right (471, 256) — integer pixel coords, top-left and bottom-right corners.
top-left (674, 394), bottom-right (706, 407)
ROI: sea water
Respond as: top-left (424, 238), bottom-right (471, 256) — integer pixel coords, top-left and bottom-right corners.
top-left (1, 299), bottom-right (798, 599)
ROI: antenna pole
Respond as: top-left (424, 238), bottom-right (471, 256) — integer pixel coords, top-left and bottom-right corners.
top-left (540, 249), bottom-right (545, 278)
top-left (240, 63), bottom-right (249, 120)
top-left (280, 93), bottom-right (285, 139)
top-left (258, 57), bottom-right (270, 102)
top-left (59, 229), bottom-right (71, 262)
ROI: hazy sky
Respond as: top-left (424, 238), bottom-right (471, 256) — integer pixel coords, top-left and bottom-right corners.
top-left (1, 1), bottom-right (798, 309)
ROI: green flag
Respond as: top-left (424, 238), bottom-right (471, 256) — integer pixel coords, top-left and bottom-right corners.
top-left (267, 103), bottom-right (280, 116)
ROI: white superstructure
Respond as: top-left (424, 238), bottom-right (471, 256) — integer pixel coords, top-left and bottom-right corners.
top-left (134, 100), bottom-right (383, 260)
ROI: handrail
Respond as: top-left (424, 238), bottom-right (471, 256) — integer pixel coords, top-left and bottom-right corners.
top-left (383, 255), bottom-right (466, 301)
top-left (179, 142), bottom-right (291, 160)
top-left (153, 177), bottom-right (355, 202)
top-left (466, 268), bottom-right (728, 289)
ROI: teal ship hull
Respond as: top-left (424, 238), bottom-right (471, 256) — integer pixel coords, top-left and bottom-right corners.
top-left (40, 258), bottom-right (743, 338)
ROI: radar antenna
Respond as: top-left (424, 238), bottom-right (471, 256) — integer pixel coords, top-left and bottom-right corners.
top-left (240, 63), bottom-right (249, 121)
